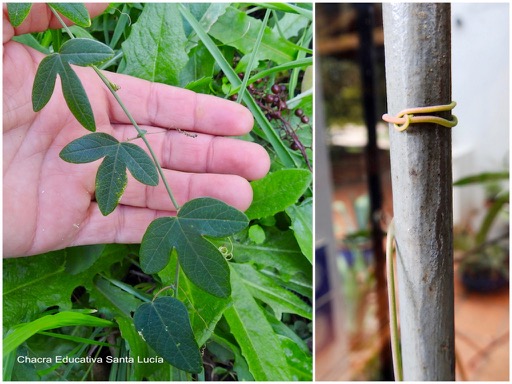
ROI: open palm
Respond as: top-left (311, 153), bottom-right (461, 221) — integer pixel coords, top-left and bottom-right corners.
top-left (3, 5), bottom-right (270, 257)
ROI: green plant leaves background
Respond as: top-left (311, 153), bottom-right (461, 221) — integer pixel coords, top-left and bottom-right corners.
top-left (121, 3), bottom-right (188, 85)
top-left (3, 245), bottom-right (128, 331)
top-left (245, 169), bottom-right (312, 220)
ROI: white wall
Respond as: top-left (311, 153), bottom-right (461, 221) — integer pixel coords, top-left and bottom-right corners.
top-left (451, 3), bottom-right (509, 226)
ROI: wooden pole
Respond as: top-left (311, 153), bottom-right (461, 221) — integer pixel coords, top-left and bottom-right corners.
top-left (382, 3), bottom-right (455, 380)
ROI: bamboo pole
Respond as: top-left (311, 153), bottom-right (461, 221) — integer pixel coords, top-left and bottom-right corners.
top-left (382, 3), bottom-right (455, 380)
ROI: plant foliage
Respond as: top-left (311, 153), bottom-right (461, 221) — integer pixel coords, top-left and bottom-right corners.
top-left (4, 3), bottom-right (312, 381)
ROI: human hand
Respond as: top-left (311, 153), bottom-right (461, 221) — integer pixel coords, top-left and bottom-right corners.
top-left (3, 5), bottom-right (270, 257)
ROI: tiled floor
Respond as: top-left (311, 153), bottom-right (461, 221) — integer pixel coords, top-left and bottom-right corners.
top-left (318, 147), bottom-right (509, 380)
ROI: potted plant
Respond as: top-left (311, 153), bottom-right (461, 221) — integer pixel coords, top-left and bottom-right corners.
top-left (454, 171), bottom-right (509, 292)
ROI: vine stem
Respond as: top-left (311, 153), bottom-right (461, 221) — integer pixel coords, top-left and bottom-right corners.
top-left (50, 6), bottom-right (180, 211)
top-left (92, 66), bottom-right (180, 211)
top-left (49, 7), bottom-right (75, 39)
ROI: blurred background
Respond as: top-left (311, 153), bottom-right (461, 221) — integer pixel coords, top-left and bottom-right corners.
top-left (315, 3), bottom-right (509, 380)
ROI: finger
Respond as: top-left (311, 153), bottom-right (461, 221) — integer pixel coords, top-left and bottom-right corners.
top-left (103, 72), bottom-right (254, 136)
top-left (72, 205), bottom-right (170, 247)
top-left (73, 173), bottom-right (253, 246)
top-left (120, 170), bottom-right (254, 212)
top-left (4, 4), bottom-right (108, 40)
top-left (114, 125), bottom-right (270, 181)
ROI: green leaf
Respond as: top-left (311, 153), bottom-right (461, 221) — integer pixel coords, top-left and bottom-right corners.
top-left (286, 197), bottom-right (313, 263)
top-left (121, 3), bottom-right (188, 85)
top-left (210, 333), bottom-right (254, 380)
top-left (453, 171), bottom-right (509, 186)
top-left (6, 3), bottom-right (32, 27)
top-left (231, 227), bottom-right (312, 298)
top-left (179, 42), bottom-right (215, 88)
top-left (48, 3), bottom-right (91, 28)
top-left (140, 198), bottom-right (248, 297)
top-left (59, 38), bottom-right (116, 66)
top-left (182, 3), bottom-right (229, 39)
top-left (59, 131), bottom-right (116, 162)
top-left (89, 276), bottom-right (141, 319)
top-left (31, 38), bottom-right (114, 131)
top-left (32, 55), bottom-right (60, 112)
top-left (60, 61), bottom-right (96, 131)
top-left (95, 153), bottom-right (128, 215)
top-left (3, 244), bottom-right (128, 330)
top-left (60, 132), bottom-right (159, 215)
top-left (117, 316), bottom-right (162, 380)
top-left (248, 224), bottom-right (266, 244)
top-left (208, 6), bottom-right (296, 65)
top-left (178, 4), bottom-right (298, 169)
top-left (245, 169), bottom-right (312, 220)
top-left (159, 257), bottom-right (230, 346)
top-left (116, 316), bottom-right (163, 381)
top-left (12, 34), bottom-right (51, 54)
top-left (133, 297), bottom-right (202, 373)
top-left (231, 263), bottom-right (311, 320)
top-left (3, 311), bottom-right (113, 356)
top-left (224, 266), bottom-right (291, 380)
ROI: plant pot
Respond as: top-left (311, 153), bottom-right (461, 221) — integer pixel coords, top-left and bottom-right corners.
top-left (460, 268), bottom-right (509, 293)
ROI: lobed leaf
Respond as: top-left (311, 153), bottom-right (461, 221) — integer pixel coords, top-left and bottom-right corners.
top-left (48, 3), bottom-right (91, 28)
top-left (31, 39), bottom-right (114, 131)
top-left (6, 3), bottom-right (32, 27)
top-left (60, 132), bottom-right (158, 215)
top-left (133, 297), bottom-right (202, 373)
top-left (140, 198), bottom-right (248, 297)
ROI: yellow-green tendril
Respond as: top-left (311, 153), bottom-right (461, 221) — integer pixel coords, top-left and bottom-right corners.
top-left (386, 219), bottom-right (403, 381)
top-left (382, 101), bottom-right (458, 131)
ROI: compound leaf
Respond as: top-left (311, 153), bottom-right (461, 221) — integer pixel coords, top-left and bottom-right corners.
top-left (134, 297), bottom-right (202, 373)
top-left (48, 3), bottom-right (91, 28)
top-left (60, 132), bottom-right (159, 216)
top-left (31, 38), bottom-right (114, 131)
top-left (6, 3), bottom-right (32, 27)
top-left (140, 198), bottom-right (248, 297)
